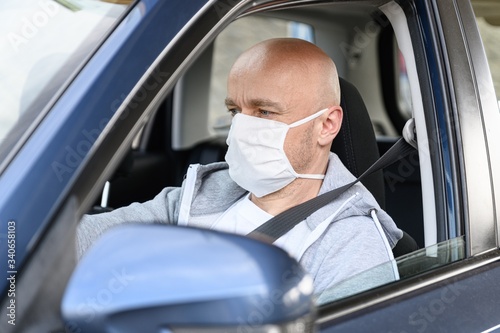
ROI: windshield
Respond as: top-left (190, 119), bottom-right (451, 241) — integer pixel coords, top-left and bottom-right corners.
top-left (0, 0), bottom-right (130, 166)
top-left (316, 236), bottom-right (466, 305)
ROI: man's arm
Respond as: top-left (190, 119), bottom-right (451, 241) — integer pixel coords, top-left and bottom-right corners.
top-left (76, 186), bottom-right (182, 258)
top-left (304, 215), bottom-right (398, 302)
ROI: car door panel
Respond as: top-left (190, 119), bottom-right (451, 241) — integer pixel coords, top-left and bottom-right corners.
top-left (319, 251), bottom-right (500, 332)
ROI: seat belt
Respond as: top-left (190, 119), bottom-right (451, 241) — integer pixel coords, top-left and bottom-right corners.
top-left (247, 137), bottom-right (415, 243)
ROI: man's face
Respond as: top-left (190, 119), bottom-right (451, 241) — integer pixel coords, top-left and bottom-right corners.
top-left (226, 62), bottom-right (322, 174)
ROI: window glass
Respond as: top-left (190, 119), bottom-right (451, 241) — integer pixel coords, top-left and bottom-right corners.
top-left (474, 14), bottom-right (500, 107)
top-left (316, 236), bottom-right (465, 305)
top-left (0, 0), bottom-right (129, 164)
top-left (395, 42), bottom-right (412, 119)
top-left (398, 7), bottom-right (500, 117)
top-left (208, 16), bottom-right (314, 136)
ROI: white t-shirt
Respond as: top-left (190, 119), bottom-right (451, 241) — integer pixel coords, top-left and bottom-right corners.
top-left (210, 194), bottom-right (312, 260)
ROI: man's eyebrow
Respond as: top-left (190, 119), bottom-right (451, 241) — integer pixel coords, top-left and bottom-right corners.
top-left (225, 98), bottom-right (236, 106)
top-left (250, 99), bottom-right (284, 111)
top-left (224, 98), bottom-right (284, 111)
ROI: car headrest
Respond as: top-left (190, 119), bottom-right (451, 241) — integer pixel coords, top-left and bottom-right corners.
top-left (331, 78), bottom-right (385, 209)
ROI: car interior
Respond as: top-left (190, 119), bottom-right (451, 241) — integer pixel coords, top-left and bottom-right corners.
top-left (81, 3), bottom-right (500, 305)
top-left (92, 4), bottom-right (427, 254)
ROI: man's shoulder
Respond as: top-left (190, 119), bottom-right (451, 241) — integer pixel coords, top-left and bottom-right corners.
top-left (322, 153), bottom-right (357, 188)
top-left (320, 215), bottom-right (384, 245)
top-left (191, 161), bottom-right (229, 176)
top-left (311, 153), bottom-right (385, 223)
top-left (306, 153), bottom-right (403, 247)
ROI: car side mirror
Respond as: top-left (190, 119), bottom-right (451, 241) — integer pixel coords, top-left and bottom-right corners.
top-left (62, 224), bottom-right (315, 333)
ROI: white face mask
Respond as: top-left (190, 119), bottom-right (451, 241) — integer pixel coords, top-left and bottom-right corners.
top-left (225, 108), bottom-right (327, 197)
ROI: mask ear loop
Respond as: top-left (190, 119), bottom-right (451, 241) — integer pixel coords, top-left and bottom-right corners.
top-left (285, 108), bottom-right (329, 180)
top-left (288, 108), bottom-right (329, 128)
top-left (295, 172), bottom-right (325, 180)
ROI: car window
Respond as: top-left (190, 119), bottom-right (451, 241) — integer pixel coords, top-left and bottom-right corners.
top-left (125, 3), bottom-right (434, 302)
top-left (173, 2), bottom-right (466, 306)
top-left (316, 236), bottom-right (466, 305)
top-left (0, 0), bottom-right (129, 167)
top-left (473, 8), bottom-right (500, 107)
top-left (132, 3), bottom-right (434, 306)
top-left (395, 44), bottom-right (413, 120)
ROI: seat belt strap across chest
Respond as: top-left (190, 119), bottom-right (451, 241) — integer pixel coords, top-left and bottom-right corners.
top-left (247, 137), bottom-right (415, 243)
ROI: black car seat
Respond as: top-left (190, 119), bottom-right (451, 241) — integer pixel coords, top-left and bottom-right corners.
top-left (333, 78), bottom-right (418, 257)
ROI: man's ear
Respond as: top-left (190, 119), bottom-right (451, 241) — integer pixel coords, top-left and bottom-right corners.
top-left (318, 106), bottom-right (343, 146)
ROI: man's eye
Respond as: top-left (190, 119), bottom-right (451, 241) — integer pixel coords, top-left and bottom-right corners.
top-left (259, 110), bottom-right (272, 117)
top-left (227, 109), bottom-right (240, 117)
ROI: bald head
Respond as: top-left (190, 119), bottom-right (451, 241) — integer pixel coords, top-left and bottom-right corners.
top-left (229, 38), bottom-right (340, 109)
top-left (225, 38), bottom-right (344, 200)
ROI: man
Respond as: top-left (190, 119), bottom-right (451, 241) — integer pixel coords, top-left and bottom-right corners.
top-left (77, 38), bottom-right (402, 300)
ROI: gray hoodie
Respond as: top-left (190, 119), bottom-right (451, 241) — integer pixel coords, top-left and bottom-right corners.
top-left (77, 152), bottom-right (402, 302)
